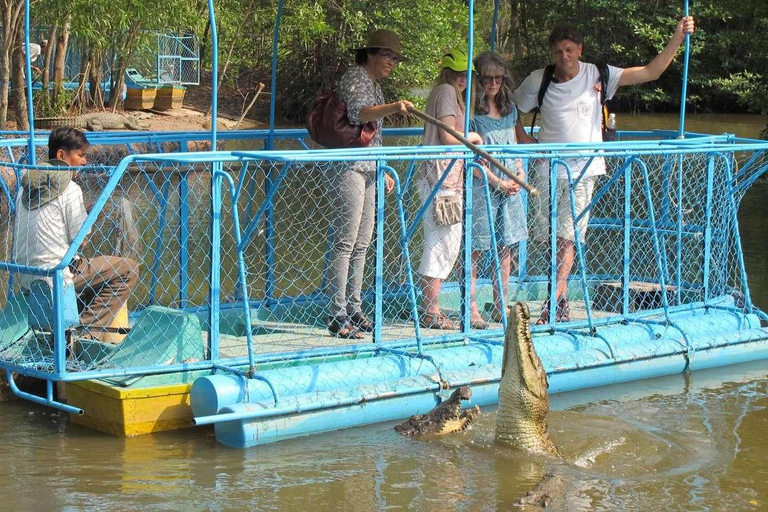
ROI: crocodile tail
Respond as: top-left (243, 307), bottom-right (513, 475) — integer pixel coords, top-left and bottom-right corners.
top-left (34, 117), bottom-right (85, 130)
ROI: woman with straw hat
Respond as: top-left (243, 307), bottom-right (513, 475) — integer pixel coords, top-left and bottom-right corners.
top-left (325, 29), bottom-right (413, 339)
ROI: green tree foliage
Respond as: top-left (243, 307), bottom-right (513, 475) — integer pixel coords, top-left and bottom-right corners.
top-left (11, 0), bottom-right (768, 123)
top-left (27, 0), bottom-right (200, 112)
top-left (206, 0), bottom-right (493, 122)
top-left (201, 0), bottom-right (768, 122)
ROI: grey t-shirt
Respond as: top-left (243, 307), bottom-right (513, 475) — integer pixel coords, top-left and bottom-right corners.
top-left (418, 83), bottom-right (465, 191)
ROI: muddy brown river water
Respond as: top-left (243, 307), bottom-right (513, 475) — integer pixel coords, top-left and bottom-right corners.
top-left (1, 113), bottom-right (767, 511)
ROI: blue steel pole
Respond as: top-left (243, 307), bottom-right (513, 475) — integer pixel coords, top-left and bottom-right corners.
top-left (464, 0), bottom-right (475, 137)
top-left (702, 155), bottom-right (715, 302)
top-left (460, 0), bottom-right (476, 333)
top-left (462, 160), bottom-right (472, 335)
top-left (263, 0), bottom-right (284, 306)
top-left (675, 153), bottom-right (683, 305)
top-left (678, 0), bottom-right (691, 138)
top-left (267, 0), bottom-right (284, 150)
top-left (208, 0), bottom-right (218, 149)
top-left (374, 161), bottom-right (385, 344)
top-left (178, 172), bottom-right (190, 308)
top-left (622, 160), bottom-right (631, 316)
top-left (472, 162), bottom-right (506, 330)
top-left (214, 169), bottom-right (255, 373)
top-left (547, 160), bottom-right (558, 327)
top-left (381, 166), bottom-right (423, 350)
top-left (638, 159), bottom-right (671, 319)
top-left (5, 371), bottom-right (83, 415)
top-left (208, 162), bottom-right (223, 363)
top-left (566, 163), bottom-right (596, 332)
top-left (52, 270), bottom-right (66, 378)
top-left (675, 0), bottom-right (691, 303)
top-left (721, 153), bottom-right (754, 312)
top-left (23, 0), bottom-right (35, 164)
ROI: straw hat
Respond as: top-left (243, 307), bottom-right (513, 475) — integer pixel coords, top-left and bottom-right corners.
top-left (354, 29), bottom-right (405, 60)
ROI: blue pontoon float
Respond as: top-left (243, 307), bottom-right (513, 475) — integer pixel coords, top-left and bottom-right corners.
top-left (0, 0), bottom-right (766, 447)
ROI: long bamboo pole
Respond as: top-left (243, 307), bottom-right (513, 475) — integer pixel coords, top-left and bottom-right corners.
top-left (407, 106), bottom-right (539, 197)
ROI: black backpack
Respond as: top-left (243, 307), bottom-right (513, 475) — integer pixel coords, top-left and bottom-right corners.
top-left (530, 63), bottom-right (615, 141)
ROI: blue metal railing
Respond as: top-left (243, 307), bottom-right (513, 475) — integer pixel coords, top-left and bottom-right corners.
top-left (0, 136), bottom-right (766, 385)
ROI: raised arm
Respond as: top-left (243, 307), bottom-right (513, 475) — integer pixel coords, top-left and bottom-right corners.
top-left (618, 16), bottom-right (695, 87)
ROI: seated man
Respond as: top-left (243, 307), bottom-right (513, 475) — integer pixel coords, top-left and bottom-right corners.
top-left (13, 127), bottom-right (139, 342)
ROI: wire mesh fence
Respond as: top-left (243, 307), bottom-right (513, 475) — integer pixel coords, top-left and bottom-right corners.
top-left (0, 132), bottom-right (766, 384)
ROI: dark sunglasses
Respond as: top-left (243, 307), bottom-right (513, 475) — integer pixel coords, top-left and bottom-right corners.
top-left (481, 74), bottom-right (504, 85)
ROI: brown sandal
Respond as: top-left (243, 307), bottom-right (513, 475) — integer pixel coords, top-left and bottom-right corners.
top-left (420, 312), bottom-right (456, 330)
top-left (536, 298), bottom-right (570, 325)
top-left (535, 301), bottom-right (550, 325)
top-left (328, 316), bottom-right (364, 339)
top-left (349, 312), bottom-right (374, 333)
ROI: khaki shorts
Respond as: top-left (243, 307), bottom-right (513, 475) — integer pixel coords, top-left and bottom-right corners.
top-left (531, 170), bottom-right (597, 243)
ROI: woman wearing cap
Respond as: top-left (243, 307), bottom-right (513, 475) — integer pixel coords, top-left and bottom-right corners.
top-left (417, 49), bottom-right (483, 330)
top-left (325, 29), bottom-right (414, 339)
top-left (467, 51), bottom-right (536, 329)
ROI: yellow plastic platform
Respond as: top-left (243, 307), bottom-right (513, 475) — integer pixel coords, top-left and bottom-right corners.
top-left (125, 87), bottom-right (157, 110)
top-left (65, 306), bottom-right (206, 436)
top-left (65, 378), bottom-right (194, 436)
top-left (153, 85), bottom-right (186, 110)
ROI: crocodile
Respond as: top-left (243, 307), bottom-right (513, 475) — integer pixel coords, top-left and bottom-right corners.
top-left (495, 301), bottom-right (560, 456)
top-left (35, 112), bottom-right (150, 131)
top-left (394, 386), bottom-right (480, 436)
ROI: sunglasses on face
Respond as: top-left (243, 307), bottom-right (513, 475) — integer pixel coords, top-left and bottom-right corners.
top-left (379, 51), bottom-right (401, 64)
top-left (481, 75), bottom-right (504, 85)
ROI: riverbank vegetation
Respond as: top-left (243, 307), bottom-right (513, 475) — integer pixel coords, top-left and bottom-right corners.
top-left (2, 0), bottom-right (767, 129)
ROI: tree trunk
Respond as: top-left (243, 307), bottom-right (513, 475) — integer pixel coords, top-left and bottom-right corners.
top-left (0, 0), bottom-right (24, 129)
top-left (88, 47), bottom-right (103, 107)
top-left (52, 15), bottom-right (71, 107)
top-left (11, 47), bottom-right (27, 130)
top-left (200, 19), bottom-right (210, 71)
top-left (508, 0), bottom-right (525, 60)
top-left (108, 23), bottom-right (140, 109)
top-left (10, 12), bottom-right (27, 129)
top-left (41, 23), bottom-right (57, 99)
